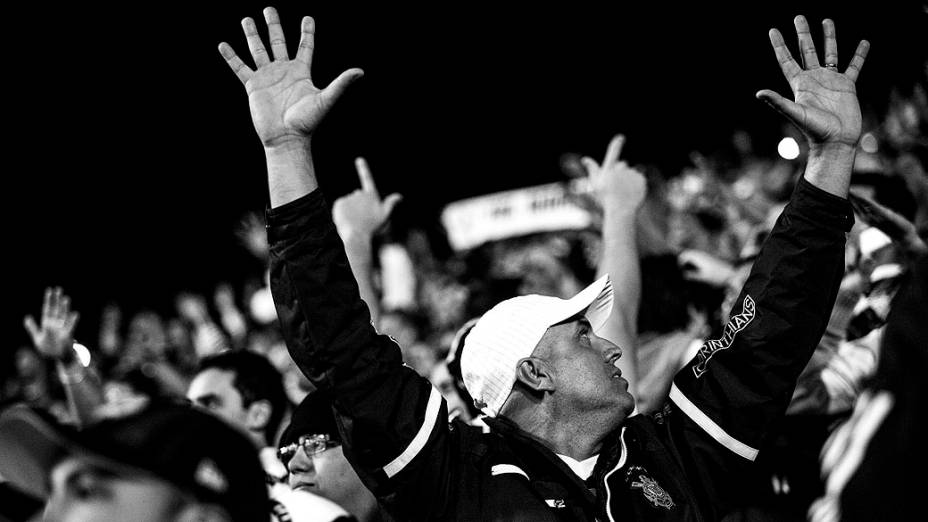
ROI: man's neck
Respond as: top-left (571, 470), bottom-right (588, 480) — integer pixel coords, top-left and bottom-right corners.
top-left (506, 407), bottom-right (616, 461)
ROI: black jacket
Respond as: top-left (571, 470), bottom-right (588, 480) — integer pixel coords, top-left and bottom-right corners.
top-left (267, 177), bottom-right (852, 521)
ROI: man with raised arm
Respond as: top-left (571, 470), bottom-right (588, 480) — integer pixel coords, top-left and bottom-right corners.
top-left (219, 8), bottom-right (868, 520)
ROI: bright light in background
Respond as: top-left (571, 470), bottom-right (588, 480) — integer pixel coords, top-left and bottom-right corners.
top-left (73, 342), bottom-right (92, 367)
top-left (860, 132), bottom-right (879, 153)
top-left (777, 137), bottom-right (800, 160)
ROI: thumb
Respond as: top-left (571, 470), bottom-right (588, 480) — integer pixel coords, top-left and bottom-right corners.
top-left (755, 89), bottom-right (805, 128)
top-left (66, 311), bottom-right (81, 332)
top-left (580, 157), bottom-right (599, 175)
top-left (321, 68), bottom-right (364, 107)
top-left (382, 193), bottom-right (404, 217)
top-left (24, 315), bottom-right (40, 338)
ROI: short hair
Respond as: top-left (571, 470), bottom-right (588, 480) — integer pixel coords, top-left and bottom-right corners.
top-left (196, 350), bottom-right (290, 446)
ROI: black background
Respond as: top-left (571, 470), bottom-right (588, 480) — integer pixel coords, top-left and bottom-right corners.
top-left (5, 1), bottom-right (926, 369)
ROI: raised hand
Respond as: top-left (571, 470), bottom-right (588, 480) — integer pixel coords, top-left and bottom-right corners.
top-left (332, 157), bottom-right (403, 239)
top-left (580, 134), bottom-right (647, 212)
top-left (849, 190), bottom-right (928, 257)
top-left (24, 287), bottom-right (80, 362)
top-left (757, 17), bottom-right (870, 148)
top-left (219, 7), bottom-right (364, 146)
top-left (235, 211), bottom-right (269, 261)
top-left (678, 249), bottom-right (736, 287)
top-left (214, 283), bottom-right (249, 344)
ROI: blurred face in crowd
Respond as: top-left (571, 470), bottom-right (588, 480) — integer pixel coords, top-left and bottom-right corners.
top-left (165, 319), bottom-right (197, 369)
top-left (15, 347), bottom-right (44, 380)
top-left (126, 311), bottom-right (168, 359)
top-left (44, 456), bottom-right (188, 522)
top-left (530, 315), bottom-right (634, 423)
top-left (284, 438), bottom-right (378, 520)
top-left (429, 364), bottom-right (472, 422)
top-left (187, 369), bottom-right (264, 446)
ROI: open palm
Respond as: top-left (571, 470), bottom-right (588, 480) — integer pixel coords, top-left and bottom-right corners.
top-left (220, 8), bottom-right (362, 146)
top-left (757, 16), bottom-right (870, 148)
top-left (788, 69), bottom-right (861, 145)
top-left (24, 287), bottom-right (79, 360)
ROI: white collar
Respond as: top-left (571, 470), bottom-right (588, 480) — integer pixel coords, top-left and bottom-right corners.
top-left (556, 452), bottom-right (599, 480)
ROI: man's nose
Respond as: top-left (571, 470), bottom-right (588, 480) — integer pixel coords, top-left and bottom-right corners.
top-left (595, 335), bottom-right (622, 356)
top-left (42, 493), bottom-right (63, 522)
top-left (288, 448), bottom-right (316, 474)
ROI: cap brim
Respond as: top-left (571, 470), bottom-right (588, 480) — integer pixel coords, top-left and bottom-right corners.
top-left (0, 405), bottom-right (155, 501)
top-left (0, 405), bottom-right (71, 499)
top-left (553, 275), bottom-right (614, 332)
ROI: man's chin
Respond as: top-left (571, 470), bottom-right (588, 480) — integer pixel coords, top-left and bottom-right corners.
top-left (611, 386), bottom-right (636, 415)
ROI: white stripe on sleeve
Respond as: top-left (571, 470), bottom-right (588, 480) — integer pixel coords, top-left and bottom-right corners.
top-left (669, 383), bottom-right (758, 461)
top-left (383, 386), bottom-right (444, 478)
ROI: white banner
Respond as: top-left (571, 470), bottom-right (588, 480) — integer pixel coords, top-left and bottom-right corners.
top-left (440, 179), bottom-right (593, 251)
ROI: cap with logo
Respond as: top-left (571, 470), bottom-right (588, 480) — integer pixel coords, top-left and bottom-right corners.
top-left (0, 399), bottom-right (269, 522)
top-left (460, 274), bottom-right (614, 417)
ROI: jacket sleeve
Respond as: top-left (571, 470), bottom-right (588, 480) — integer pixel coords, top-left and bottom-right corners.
top-left (668, 177), bottom-right (854, 461)
top-left (267, 191), bottom-right (453, 519)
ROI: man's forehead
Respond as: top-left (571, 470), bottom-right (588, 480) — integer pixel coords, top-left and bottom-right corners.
top-left (534, 313), bottom-right (591, 356)
top-left (52, 455), bottom-right (122, 482)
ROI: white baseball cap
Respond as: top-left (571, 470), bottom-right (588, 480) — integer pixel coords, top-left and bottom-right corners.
top-left (460, 275), bottom-right (614, 417)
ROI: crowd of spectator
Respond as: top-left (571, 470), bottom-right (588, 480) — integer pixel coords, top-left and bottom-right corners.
top-left (2, 7), bottom-right (926, 522)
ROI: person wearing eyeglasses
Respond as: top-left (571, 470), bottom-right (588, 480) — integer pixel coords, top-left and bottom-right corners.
top-left (278, 392), bottom-right (385, 522)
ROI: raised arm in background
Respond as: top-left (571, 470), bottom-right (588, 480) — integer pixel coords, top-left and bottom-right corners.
top-left (23, 287), bottom-right (103, 426)
top-left (849, 190), bottom-right (928, 261)
top-left (580, 135), bottom-right (646, 395)
top-left (332, 157), bottom-right (403, 326)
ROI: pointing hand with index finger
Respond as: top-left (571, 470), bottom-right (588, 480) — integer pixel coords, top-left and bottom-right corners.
top-left (332, 157), bottom-right (404, 240)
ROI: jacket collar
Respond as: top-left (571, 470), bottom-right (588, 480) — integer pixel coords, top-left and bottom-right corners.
top-left (483, 416), bottom-right (599, 505)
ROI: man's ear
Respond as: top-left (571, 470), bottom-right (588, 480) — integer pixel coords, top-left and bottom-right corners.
top-left (245, 399), bottom-right (272, 432)
top-left (514, 357), bottom-right (555, 393)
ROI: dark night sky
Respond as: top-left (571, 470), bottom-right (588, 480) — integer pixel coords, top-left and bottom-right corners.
top-left (5, 1), bottom-right (927, 361)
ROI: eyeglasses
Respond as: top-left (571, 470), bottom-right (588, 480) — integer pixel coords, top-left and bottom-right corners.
top-left (277, 434), bottom-right (339, 465)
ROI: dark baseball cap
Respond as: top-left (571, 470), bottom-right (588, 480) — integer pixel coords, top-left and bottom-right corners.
top-left (0, 399), bottom-right (269, 522)
top-left (278, 391), bottom-right (340, 449)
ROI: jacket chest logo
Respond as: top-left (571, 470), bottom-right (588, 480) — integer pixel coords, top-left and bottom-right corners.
top-left (628, 468), bottom-right (674, 510)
